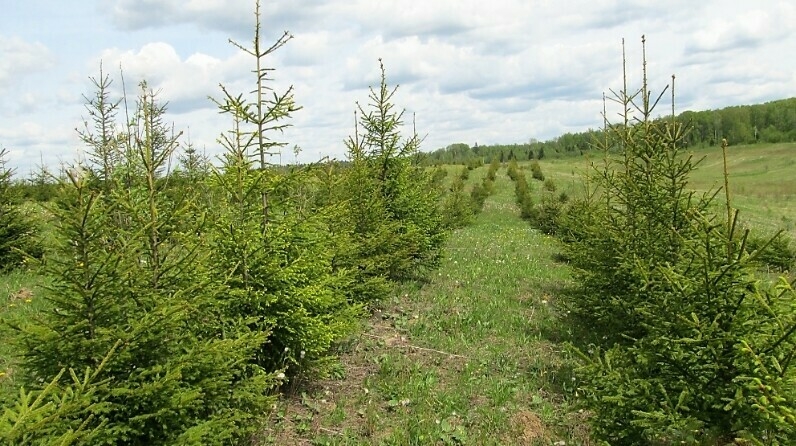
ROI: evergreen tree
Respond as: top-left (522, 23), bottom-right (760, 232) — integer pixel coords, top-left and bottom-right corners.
top-left (76, 63), bottom-right (121, 194)
top-left (0, 148), bottom-right (37, 272)
top-left (561, 37), bottom-right (796, 444)
top-left (210, 0), bottom-right (360, 376)
top-left (15, 79), bottom-right (276, 445)
top-left (338, 59), bottom-right (445, 288)
top-left (441, 168), bottom-right (474, 229)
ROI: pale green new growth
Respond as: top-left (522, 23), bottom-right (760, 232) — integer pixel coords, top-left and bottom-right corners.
top-left (215, 0), bottom-right (300, 227)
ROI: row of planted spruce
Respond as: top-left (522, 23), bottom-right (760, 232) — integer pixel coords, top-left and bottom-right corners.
top-left (509, 40), bottom-right (796, 445)
top-left (0, 4), bottom-right (493, 444)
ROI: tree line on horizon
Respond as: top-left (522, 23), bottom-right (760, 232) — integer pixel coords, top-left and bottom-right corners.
top-left (7, 96), bottom-right (793, 202)
top-left (421, 96), bottom-right (796, 165)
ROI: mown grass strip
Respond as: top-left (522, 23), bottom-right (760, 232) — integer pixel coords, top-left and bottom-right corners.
top-left (261, 167), bottom-right (589, 445)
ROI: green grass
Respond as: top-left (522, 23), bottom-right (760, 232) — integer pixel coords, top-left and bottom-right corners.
top-left (687, 143), bottom-right (796, 238)
top-left (540, 142), bottom-right (796, 239)
top-left (260, 166), bottom-right (588, 445)
top-left (0, 201), bottom-right (55, 402)
top-left (2, 145), bottom-right (791, 442)
top-left (0, 270), bottom-right (49, 402)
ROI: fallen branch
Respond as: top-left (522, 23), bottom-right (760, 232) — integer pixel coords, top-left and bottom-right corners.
top-left (318, 427), bottom-right (342, 436)
top-left (361, 333), bottom-right (468, 359)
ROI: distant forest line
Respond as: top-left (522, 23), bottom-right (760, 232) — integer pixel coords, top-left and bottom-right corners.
top-left (8, 97), bottom-right (795, 193)
top-left (420, 97), bottom-right (796, 165)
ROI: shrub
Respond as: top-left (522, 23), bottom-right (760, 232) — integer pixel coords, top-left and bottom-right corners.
top-left (0, 148), bottom-right (38, 272)
top-left (470, 181), bottom-right (490, 214)
top-left (467, 162), bottom-right (496, 217)
top-left (506, 159), bottom-right (520, 181)
top-left (505, 160), bottom-right (564, 234)
top-left (530, 160), bottom-right (545, 181)
top-left (509, 167), bottom-right (535, 221)
top-left (430, 167), bottom-right (448, 186)
top-left (746, 231), bottom-right (795, 272)
top-left (441, 174), bottom-right (474, 229)
top-left (575, 218), bottom-right (796, 444)
top-left (465, 157), bottom-right (483, 171)
top-left (16, 167), bottom-right (59, 203)
top-left (486, 157), bottom-right (500, 181)
top-left (458, 165), bottom-right (470, 180)
top-left (208, 153), bottom-right (361, 375)
top-left (531, 193), bottom-right (565, 235)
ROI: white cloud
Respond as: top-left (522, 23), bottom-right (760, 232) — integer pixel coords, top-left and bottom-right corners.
top-left (93, 42), bottom-right (250, 115)
top-left (102, 0), bottom-right (250, 32)
top-left (1, 0), bottom-right (794, 174)
top-left (0, 120), bottom-right (76, 172)
top-left (0, 36), bottom-right (55, 91)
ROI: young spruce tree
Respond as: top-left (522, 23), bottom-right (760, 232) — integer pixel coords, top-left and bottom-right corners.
top-left (562, 37), bottom-right (796, 444)
top-left (328, 60), bottom-right (445, 302)
top-left (16, 76), bottom-right (276, 445)
top-left (211, 0), bottom-right (360, 377)
top-left (0, 148), bottom-right (37, 272)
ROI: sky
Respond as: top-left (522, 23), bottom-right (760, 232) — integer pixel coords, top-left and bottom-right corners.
top-left (1, 0), bottom-right (794, 175)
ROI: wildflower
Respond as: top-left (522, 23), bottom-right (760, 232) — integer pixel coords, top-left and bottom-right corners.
top-left (277, 372), bottom-right (286, 379)
top-left (300, 350), bottom-right (305, 359)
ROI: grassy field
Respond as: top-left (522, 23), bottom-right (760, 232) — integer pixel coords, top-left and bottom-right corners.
top-left (1, 165), bottom-right (587, 444)
top-left (1, 144), bottom-right (792, 443)
top-left (542, 142), bottom-right (796, 239)
top-left (0, 270), bottom-right (48, 401)
top-left (688, 142), bottom-right (796, 237)
top-left (260, 167), bottom-right (588, 445)
top-left (0, 201), bottom-right (55, 401)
